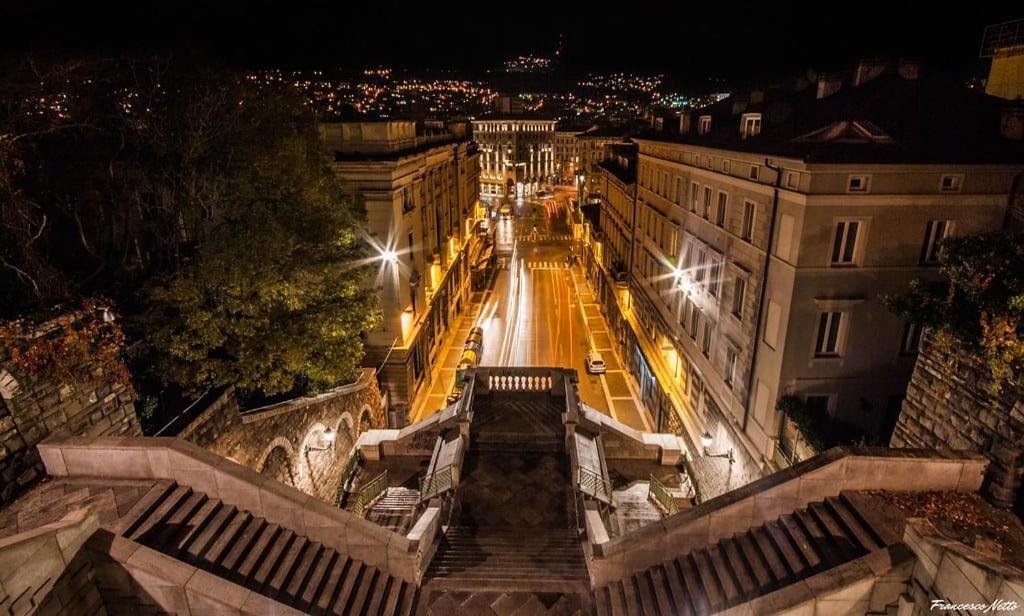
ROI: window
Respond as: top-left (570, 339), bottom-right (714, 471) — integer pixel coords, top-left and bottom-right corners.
top-left (830, 220), bottom-right (860, 266)
top-left (749, 165), bottom-right (760, 181)
top-left (901, 321), bottom-right (922, 355)
top-left (786, 172), bottom-right (799, 189)
top-left (775, 214), bottom-right (795, 261)
top-left (940, 174), bottom-right (963, 193)
top-left (702, 186), bottom-right (712, 219)
top-left (741, 201), bottom-right (756, 242)
top-left (674, 177), bottom-right (684, 205)
top-left (689, 307), bottom-right (700, 340)
top-left (698, 115), bottom-right (712, 135)
top-left (921, 220), bottom-right (952, 264)
top-left (709, 260), bottom-right (721, 297)
top-left (740, 113), bottom-right (762, 137)
top-left (715, 192), bottom-right (727, 227)
top-left (701, 320), bottom-right (713, 357)
top-left (722, 160), bottom-right (731, 174)
top-left (695, 249), bottom-right (706, 282)
top-left (814, 311), bottom-right (843, 357)
top-left (847, 175), bottom-right (871, 193)
top-left (763, 300), bottom-right (781, 350)
top-left (805, 395), bottom-right (831, 415)
top-left (690, 182), bottom-right (700, 212)
top-left (724, 347), bottom-right (738, 386)
top-left (731, 277), bottom-right (746, 318)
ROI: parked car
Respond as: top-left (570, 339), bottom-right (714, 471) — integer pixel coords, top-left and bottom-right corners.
top-left (585, 351), bottom-right (607, 374)
top-left (499, 204), bottom-right (513, 218)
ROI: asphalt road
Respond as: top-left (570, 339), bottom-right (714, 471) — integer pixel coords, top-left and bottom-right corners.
top-left (412, 190), bottom-right (650, 431)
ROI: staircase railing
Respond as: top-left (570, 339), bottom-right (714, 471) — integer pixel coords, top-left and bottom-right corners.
top-left (577, 466), bottom-right (612, 503)
top-left (335, 449), bottom-right (362, 507)
top-left (647, 473), bottom-right (679, 516)
top-left (350, 470), bottom-right (388, 516)
top-left (419, 464), bottom-right (454, 502)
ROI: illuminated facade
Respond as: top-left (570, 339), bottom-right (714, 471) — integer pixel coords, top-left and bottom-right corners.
top-left (589, 69), bottom-right (1024, 478)
top-left (322, 121), bottom-right (481, 410)
top-left (471, 114), bottom-right (556, 198)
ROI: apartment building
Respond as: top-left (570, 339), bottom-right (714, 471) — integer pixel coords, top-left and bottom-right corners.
top-left (322, 120), bottom-right (481, 412)
top-left (593, 64), bottom-right (1024, 473)
top-left (471, 113), bottom-right (557, 199)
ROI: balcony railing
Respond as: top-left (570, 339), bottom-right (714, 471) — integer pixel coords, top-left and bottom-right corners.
top-left (647, 473), bottom-right (679, 516)
top-left (350, 470), bottom-right (388, 516)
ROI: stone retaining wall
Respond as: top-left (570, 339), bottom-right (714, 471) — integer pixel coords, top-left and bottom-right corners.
top-left (891, 331), bottom-right (1024, 508)
top-left (0, 364), bottom-right (139, 507)
top-left (179, 369), bottom-right (385, 503)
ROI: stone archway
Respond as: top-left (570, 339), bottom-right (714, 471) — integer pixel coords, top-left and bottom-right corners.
top-left (257, 437), bottom-right (298, 488)
top-left (358, 406), bottom-right (373, 437)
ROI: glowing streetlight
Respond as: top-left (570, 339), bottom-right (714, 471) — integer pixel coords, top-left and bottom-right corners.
top-left (380, 249), bottom-right (399, 264)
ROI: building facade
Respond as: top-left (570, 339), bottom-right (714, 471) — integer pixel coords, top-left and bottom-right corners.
top-left (322, 121), bottom-right (481, 413)
top-left (471, 115), bottom-right (556, 199)
top-left (588, 68), bottom-right (1024, 479)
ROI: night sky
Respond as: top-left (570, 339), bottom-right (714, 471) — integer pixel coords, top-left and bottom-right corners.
top-left (2, 2), bottom-right (1019, 83)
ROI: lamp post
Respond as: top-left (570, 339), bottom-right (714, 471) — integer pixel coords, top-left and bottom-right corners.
top-left (305, 427), bottom-right (336, 454)
top-left (700, 430), bottom-right (734, 464)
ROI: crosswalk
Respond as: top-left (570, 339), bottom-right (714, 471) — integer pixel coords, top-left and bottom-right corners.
top-left (515, 233), bottom-right (573, 242)
top-left (525, 261), bottom-right (571, 270)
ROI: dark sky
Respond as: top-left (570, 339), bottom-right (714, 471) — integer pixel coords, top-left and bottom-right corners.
top-left (2, 2), bottom-right (1019, 83)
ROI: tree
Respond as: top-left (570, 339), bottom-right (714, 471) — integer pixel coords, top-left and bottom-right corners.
top-left (885, 232), bottom-right (1024, 392)
top-left (143, 89), bottom-right (380, 396)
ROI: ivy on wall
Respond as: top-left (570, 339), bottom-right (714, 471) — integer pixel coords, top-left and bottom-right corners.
top-left (0, 298), bottom-right (134, 394)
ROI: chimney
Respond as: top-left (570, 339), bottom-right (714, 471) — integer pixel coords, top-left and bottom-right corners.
top-left (897, 57), bottom-right (921, 80)
top-left (749, 89), bottom-right (765, 105)
top-left (853, 58), bottom-right (888, 87)
top-left (1001, 105), bottom-right (1024, 140)
top-left (731, 98), bottom-right (749, 115)
top-left (816, 72), bottom-right (843, 99)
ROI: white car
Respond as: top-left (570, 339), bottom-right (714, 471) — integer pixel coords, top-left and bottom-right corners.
top-left (585, 351), bottom-right (607, 374)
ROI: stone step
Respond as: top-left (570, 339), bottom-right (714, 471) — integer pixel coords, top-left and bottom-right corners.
top-left (117, 481), bottom-right (415, 615)
top-left (592, 496), bottom-right (888, 614)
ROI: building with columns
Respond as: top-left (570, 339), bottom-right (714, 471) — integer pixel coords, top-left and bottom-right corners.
top-left (471, 113), bottom-right (556, 199)
top-left (321, 120), bottom-right (482, 413)
top-left (587, 65), bottom-right (1024, 480)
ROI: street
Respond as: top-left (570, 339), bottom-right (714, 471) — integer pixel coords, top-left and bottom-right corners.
top-left (412, 190), bottom-right (652, 432)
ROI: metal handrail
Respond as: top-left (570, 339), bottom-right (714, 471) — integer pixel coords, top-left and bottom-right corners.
top-left (335, 449), bottom-right (362, 507)
top-left (647, 474), bottom-right (679, 516)
top-left (419, 464), bottom-right (454, 502)
top-left (577, 466), bottom-right (612, 502)
top-left (350, 470), bottom-right (388, 516)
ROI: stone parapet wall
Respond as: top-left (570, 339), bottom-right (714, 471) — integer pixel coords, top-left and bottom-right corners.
top-left (891, 331), bottom-right (1024, 508)
top-left (0, 364), bottom-right (140, 507)
top-left (36, 436), bottom-right (423, 583)
top-left (586, 447), bottom-right (987, 587)
top-left (179, 369), bottom-right (384, 503)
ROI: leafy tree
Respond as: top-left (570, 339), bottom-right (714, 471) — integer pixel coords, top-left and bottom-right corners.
top-left (885, 232), bottom-right (1024, 392)
top-left (143, 89), bottom-right (380, 396)
top-left (1, 56), bottom-right (380, 397)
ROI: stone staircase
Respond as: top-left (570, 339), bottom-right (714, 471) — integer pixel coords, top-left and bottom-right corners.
top-left (425, 526), bottom-right (589, 593)
top-left (593, 494), bottom-right (886, 615)
top-left (365, 487), bottom-right (421, 534)
top-left (119, 481), bottom-right (419, 615)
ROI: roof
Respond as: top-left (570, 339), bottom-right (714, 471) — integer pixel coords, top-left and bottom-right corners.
top-left (472, 111), bottom-right (557, 122)
top-left (642, 73), bottom-right (1024, 164)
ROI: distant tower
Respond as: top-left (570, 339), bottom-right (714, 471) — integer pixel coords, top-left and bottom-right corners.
top-left (981, 18), bottom-right (1024, 100)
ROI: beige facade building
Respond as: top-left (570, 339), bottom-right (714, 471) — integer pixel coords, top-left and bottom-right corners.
top-left (471, 114), bottom-right (556, 199)
top-left (587, 67), bottom-right (1024, 478)
top-left (322, 120), bottom-right (481, 412)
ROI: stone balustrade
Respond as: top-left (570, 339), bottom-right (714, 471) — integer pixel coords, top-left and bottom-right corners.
top-left (35, 436), bottom-right (430, 583)
top-left (585, 447), bottom-right (988, 587)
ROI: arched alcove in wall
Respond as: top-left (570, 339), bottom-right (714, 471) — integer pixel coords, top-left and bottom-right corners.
top-left (257, 438), bottom-right (297, 488)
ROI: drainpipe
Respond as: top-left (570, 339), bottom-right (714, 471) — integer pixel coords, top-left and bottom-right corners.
top-left (742, 158), bottom-right (783, 435)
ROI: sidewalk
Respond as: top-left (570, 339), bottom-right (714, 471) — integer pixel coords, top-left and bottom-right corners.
top-left (580, 269), bottom-right (763, 500)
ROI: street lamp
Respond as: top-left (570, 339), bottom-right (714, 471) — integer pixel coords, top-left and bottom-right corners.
top-left (306, 427), bottom-right (336, 454)
top-left (380, 249), bottom-right (399, 265)
top-left (700, 430), bottom-right (734, 464)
